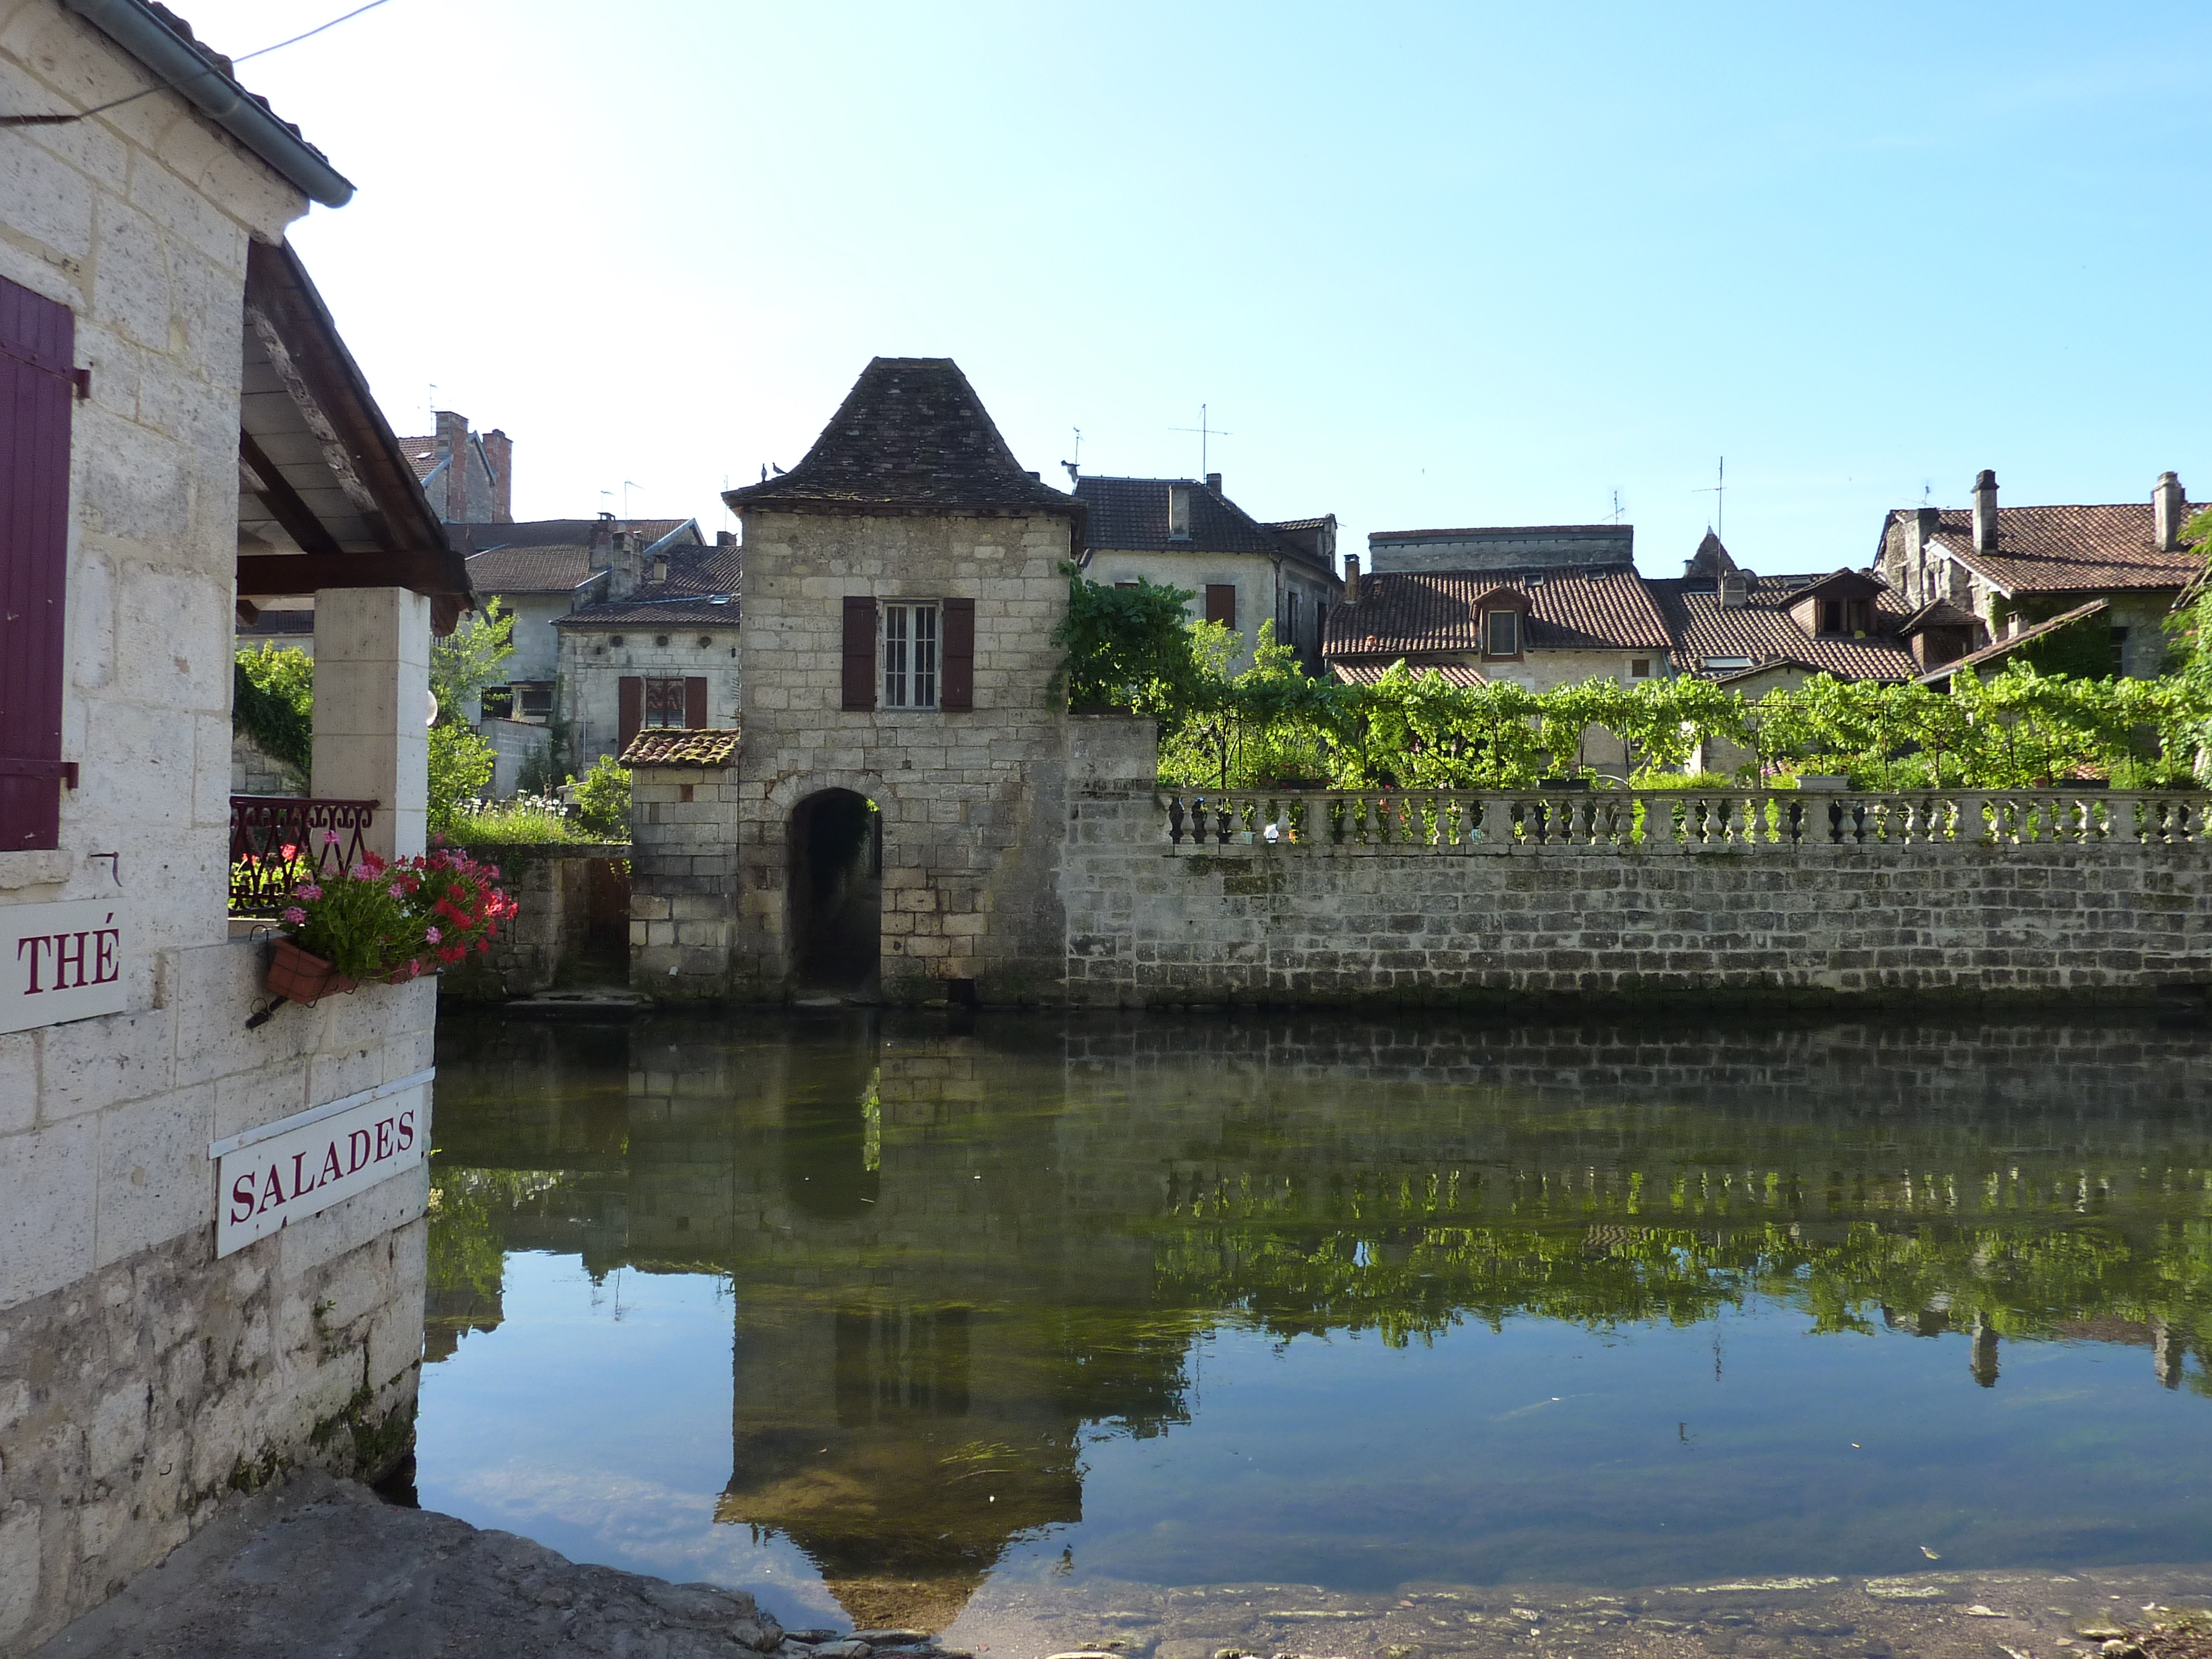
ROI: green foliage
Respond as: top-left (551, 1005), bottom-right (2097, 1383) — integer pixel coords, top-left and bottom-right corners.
top-left (233, 645), bottom-right (314, 779)
top-left (429, 596), bottom-right (516, 723)
top-left (427, 721), bottom-right (496, 834)
top-left (1052, 569), bottom-right (1213, 714)
top-left (443, 794), bottom-right (592, 847)
top-left (569, 756), bottom-right (632, 839)
top-left (514, 714), bottom-right (573, 798)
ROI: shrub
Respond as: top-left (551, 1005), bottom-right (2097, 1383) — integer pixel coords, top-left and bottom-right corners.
top-left (427, 722), bottom-right (496, 834)
top-left (569, 756), bottom-right (631, 839)
top-left (233, 646), bottom-right (314, 781)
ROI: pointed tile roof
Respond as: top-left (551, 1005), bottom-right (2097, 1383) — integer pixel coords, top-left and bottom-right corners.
top-left (723, 358), bottom-right (1084, 537)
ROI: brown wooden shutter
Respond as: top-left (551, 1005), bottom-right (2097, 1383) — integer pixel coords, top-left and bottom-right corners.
top-left (940, 597), bottom-right (974, 712)
top-left (683, 675), bottom-right (708, 728)
top-left (617, 675), bottom-right (643, 751)
top-left (0, 277), bottom-right (76, 852)
top-left (1205, 583), bottom-right (1237, 630)
top-left (842, 596), bottom-right (878, 710)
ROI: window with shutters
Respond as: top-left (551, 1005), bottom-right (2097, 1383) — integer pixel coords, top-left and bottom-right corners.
top-left (883, 603), bottom-right (939, 709)
top-left (0, 276), bottom-right (76, 852)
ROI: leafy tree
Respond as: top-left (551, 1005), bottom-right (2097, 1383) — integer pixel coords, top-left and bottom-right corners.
top-left (427, 722), bottom-right (496, 834)
top-left (1051, 569), bottom-right (1211, 714)
top-left (570, 756), bottom-right (632, 839)
top-left (429, 595), bottom-right (516, 725)
top-left (233, 645), bottom-right (315, 780)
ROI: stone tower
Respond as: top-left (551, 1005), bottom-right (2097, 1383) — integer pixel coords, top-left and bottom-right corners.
top-left (719, 358), bottom-right (1086, 1003)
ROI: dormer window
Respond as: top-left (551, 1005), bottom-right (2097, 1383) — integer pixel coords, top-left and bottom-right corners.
top-left (1818, 597), bottom-right (1875, 635)
top-left (1484, 608), bottom-right (1520, 657)
top-left (1167, 485), bottom-right (1191, 540)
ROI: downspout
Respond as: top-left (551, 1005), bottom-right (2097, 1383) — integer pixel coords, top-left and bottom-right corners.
top-left (62, 0), bottom-right (356, 207)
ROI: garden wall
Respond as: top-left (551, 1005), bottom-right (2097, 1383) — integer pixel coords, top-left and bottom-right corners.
top-left (436, 845), bottom-right (629, 1001)
top-left (1060, 720), bottom-right (2212, 1007)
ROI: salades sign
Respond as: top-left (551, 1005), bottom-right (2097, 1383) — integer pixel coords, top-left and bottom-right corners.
top-left (212, 1068), bottom-right (434, 1257)
top-left (4, 897), bottom-right (128, 1034)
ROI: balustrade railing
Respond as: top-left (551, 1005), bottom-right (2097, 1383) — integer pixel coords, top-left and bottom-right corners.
top-left (1158, 788), bottom-right (2212, 851)
top-left (228, 796), bottom-right (378, 916)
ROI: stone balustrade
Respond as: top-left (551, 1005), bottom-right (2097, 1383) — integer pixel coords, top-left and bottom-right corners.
top-left (1158, 788), bottom-right (2212, 851)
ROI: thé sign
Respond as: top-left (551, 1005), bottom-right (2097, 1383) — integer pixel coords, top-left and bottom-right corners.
top-left (4, 897), bottom-right (127, 1033)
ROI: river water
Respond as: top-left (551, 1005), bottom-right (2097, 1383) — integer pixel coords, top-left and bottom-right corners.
top-left (417, 1011), bottom-right (2212, 1635)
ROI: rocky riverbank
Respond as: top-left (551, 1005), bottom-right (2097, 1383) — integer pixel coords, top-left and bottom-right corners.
top-left (29, 1470), bottom-right (2212, 1659)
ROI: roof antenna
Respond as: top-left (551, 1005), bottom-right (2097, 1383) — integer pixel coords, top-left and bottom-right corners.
top-left (1692, 455), bottom-right (1725, 538)
top-left (622, 479), bottom-right (642, 520)
top-left (1610, 487), bottom-right (1626, 526)
top-left (1170, 404), bottom-right (1233, 477)
top-left (1060, 426), bottom-right (1082, 486)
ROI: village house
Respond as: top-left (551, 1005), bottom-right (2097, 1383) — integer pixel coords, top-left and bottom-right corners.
top-left (1, 0), bottom-right (470, 1644)
top-left (1877, 469), bottom-right (2200, 680)
top-left (553, 532), bottom-right (742, 768)
top-left (397, 408), bottom-right (513, 526)
top-left (1073, 474), bottom-right (1341, 672)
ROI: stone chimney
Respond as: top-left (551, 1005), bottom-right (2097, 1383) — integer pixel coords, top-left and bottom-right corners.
top-left (434, 409), bottom-right (469, 523)
top-left (608, 529), bottom-right (642, 600)
top-left (1718, 570), bottom-right (1749, 609)
top-left (1972, 469), bottom-right (1999, 552)
top-left (716, 529), bottom-right (736, 548)
top-left (2154, 471), bottom-right (2186, 551)
top-left (1205, 472), bottom-right (1222, 494)
top-left (481, 428), bottom-right (514, 523)
top-left (589, 512), bottom-right (614, 572)
top-left (1343, 553), bottom-right (1361, 603)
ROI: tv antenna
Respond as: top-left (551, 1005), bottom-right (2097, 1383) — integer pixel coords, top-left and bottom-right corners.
top-left (622, 479), bottom-right (643, 519)
top-left (1170, 404), bottom-right (1232, 477)
top-left (1609, 487), bottom-right (1626, 526)
top-left (1060, 427), bottom-right (1082, 486)
top-left (1692, 456), bottom-right (1725, 538)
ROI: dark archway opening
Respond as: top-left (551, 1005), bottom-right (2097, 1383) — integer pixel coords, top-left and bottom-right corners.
top-left (789, 788), bottom-right (882, 996)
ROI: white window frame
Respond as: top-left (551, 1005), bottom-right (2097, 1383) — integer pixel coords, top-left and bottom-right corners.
top-left (883, 602), bottom-right (939, 710)
top-left (1484, 608), bottom-right (1520, 657)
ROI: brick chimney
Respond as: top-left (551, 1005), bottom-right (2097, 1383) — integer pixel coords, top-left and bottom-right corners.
top-left (434, 410), bottom-right (469, 523)
top-left (1972, 469), bottom-right (1999, 552)
top-left (716, 529), bottom-right (736, 548)
top-left (481, 428), bottom-right (514, 523)
top-left (1343, 553), bottom-right (1361, 603)
top-left (2154, 471), bottom-right (2186, 552)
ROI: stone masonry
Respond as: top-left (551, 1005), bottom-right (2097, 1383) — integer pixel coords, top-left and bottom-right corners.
top-left (625, 734), bottom-right (743, 998)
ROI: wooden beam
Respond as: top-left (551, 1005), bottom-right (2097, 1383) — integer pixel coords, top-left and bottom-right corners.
top-left (237, 549), bottom-right (465, 597)
top-left (238, 431), bottom-right (343, 557)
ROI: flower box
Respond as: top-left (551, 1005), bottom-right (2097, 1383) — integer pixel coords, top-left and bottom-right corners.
top-left (266, 937), bottom-right (357, 1005)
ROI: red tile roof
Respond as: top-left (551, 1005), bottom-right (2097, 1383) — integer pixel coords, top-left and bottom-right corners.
top-left (1324, 567), bottom-right (1672, 657)
top-left (620, 729), bottom-right (740, 767)
top-left (1917, 599), bottom-right (2110, 685)
top-left (397, 437), bottom-right (439, 480)
top-left (1330, 658), bottom-right (1487, 688)
top-left (1914, 503), bottom-right (2203, 595)
top-left (466, 545), bottom-right (596, 594)
top-left (1648, 576), bottom-right (1920, 682)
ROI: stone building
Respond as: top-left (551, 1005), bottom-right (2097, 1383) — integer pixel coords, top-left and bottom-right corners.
top-left (1, 2), bottom-right (468, 1643)
top-left (397, 409), bottom-right (512, 526)
top-left (552, 533), bottom-right (742, 767)
top-left (1647, 531), bottom-right (1919, 695)
top-left (1073, 474), bottom-right (1340, 671)
top-left (1877, 469), bottom-right (2202, 680)
top-left (1366, 521), bottom-right (1635, 575)
top-left (708, 356), bottom-right (1084, 1004)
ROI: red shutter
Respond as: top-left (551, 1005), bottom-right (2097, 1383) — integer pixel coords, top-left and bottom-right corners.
top-left (940, 597), bottom-right (974, 712)
top-left (1205, 583), bottom-right (1237, 631)
top-left (683, 675), bottom-right (708, 728)
top-left (617, 676), bottom-right (643, 751)
top-left (842, 596), bottom-right (877, 711)
top-left (0, 277), bottom-right (75, 852)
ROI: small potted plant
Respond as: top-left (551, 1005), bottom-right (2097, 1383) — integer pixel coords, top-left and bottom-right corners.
top-left (266, 839), bottom-right (515, 1004)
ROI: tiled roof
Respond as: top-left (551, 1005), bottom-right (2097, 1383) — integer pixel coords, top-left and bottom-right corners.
top-left (1330, 658), bottom-right (1488, 688)
top-left (1908, 503), bottom-right (2204, 595)
top-left (620, 729), bottom-right (740, 768)
top-left (1268, 516), bottom-right (1334, 534)
top-left (397, 437), bottom-right (440, 480)
top-left (1076, 476), bottom-right (1330, 569)
top-left (455, 518), bottom-right (696, 552)
top-left (1917, 599), bottom-right (2110, 685)
top-left (466, 545), bottom-right (597, 595)
top-left (1648, 575), bottom-right (1920, 682)
top-left (1899, 598), bottom-right (1978, 634)
top-left (555, 541), bottom-right (742, 628)
top-left (724, 358), bottom-right (1082, 525)
top-left (1324, 567), bottom-right (1673, 657)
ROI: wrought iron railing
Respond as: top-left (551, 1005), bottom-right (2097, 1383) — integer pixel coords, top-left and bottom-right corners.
top-left (228, 796), bottom-right (377, 915)
top-left (1158, 788), bottom-right (2212, 850)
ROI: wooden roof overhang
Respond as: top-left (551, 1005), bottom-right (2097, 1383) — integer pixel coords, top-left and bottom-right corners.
top-left (235, 240), bottom-right (473, 634)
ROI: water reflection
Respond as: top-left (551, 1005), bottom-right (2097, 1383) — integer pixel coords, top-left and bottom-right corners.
top-left (423, 1013), bottom-right (2212, 1625)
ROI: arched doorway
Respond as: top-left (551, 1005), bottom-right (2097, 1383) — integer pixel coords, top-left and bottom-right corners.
top-left (788, 789), bottom-right (881, 996)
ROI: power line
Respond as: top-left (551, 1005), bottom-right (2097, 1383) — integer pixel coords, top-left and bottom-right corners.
top-left (1, 0), bottom-right (397, 127)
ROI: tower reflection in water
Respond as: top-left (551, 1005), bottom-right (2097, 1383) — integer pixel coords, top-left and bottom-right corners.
top-left (424, 1012), bottom-right (2212, 1629)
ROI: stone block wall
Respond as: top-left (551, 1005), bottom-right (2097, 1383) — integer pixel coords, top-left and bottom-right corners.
top-left (631, 764), bottom-right (742, 998)
top-left (0, 941), bottom-right (434, 1651)
top-left (731, 509), bottom-right (1074, 1004)
top-left (437, 845), bottom-right (628, 1000)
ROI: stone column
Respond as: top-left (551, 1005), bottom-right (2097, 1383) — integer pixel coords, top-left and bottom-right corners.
top-left (311, 587), bottom-right (431, 861)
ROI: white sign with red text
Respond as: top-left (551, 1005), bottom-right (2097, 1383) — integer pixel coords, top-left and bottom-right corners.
top-left (212, 1069), bottom-right (433, 1257)
top-left (4, 897), bottom-right (128, 1034)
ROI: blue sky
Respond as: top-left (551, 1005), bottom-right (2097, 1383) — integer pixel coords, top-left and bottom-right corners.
top-left (184, 1), bottom-right (2211, 574)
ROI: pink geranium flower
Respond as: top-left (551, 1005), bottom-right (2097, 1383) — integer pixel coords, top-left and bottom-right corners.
top-left (423, 927), bottom-right (441, 945)
top-left (295, 883), bottom-right (322, 901)
top-left (282, 906), bottom-right (306, 925)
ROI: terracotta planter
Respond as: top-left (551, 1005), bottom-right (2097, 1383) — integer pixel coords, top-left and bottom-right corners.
top-left (266, 937), bottom-right (357, 1005)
